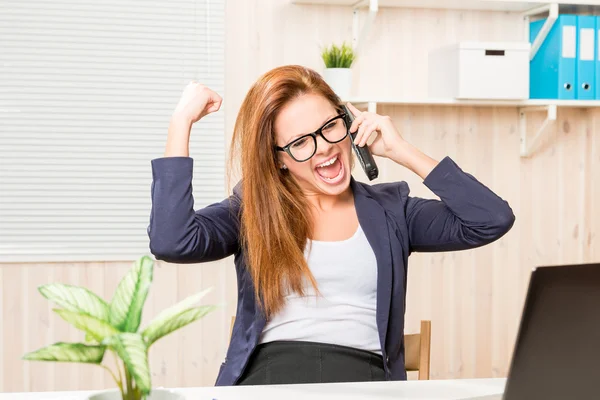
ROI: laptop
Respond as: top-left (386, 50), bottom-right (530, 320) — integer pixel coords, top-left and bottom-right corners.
top-left (468, 262), bottom-right (600, 400)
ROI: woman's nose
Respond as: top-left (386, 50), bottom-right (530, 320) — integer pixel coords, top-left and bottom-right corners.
top-left (315, 134), bottom-right (333, 154)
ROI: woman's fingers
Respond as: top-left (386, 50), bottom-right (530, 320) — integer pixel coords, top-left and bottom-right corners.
top-left (346, 102), bottom-right (384, 147)
top-left (346, 102), bottom-right (363, 133)
top-left (352, 114), bottom-right (380, 147)
top-left (361, 123), bottom-right (376, 147)
top-left (173, 82), bottom-right (222, 124)
top-left (355, 120), bottom-right (372, 146)
top-left (207, 95), bottom-right (222, 113)
top-left (346, 102), bottom-right (361, 117)
top-left (353, 119), bottom-right (366, 144)
top-left (361, 121), bottom-right (379, 147)
top-left (350, 113), bottom-right (364, 134)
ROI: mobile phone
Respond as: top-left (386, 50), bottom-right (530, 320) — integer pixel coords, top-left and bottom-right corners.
top-left (342, 105), bottom-right (379, 181)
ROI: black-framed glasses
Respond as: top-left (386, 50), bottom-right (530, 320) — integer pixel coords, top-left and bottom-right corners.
top-left (275, 113), bottom-right (349, 162)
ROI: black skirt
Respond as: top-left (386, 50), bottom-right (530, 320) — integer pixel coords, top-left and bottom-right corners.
top-left (236, 340), bottom-right (386, 385)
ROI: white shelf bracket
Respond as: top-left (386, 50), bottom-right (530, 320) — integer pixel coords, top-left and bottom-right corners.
top-left (367, 101), bottom-right (377, 113)
top-left (523, 3), bottom-right (559, 60)
top-left (352, 0), bottom-right (378, 60)
top-left (519, 104), bottom-right (557, 158)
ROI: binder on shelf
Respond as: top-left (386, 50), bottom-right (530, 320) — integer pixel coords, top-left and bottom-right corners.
top-left (596, 16), bottom-right (600, 100)
top-left (530, 15), bottom-right (577, 100)
top-left (576, 16), bottom-right (596, 100)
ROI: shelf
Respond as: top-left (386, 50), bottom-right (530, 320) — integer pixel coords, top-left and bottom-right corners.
top-left (293, 1), bottom-right (594, 61)
top-left (344, 98), bottom-right (595, 158)
top-left (292, 0), bottom-right (600, 12)
top-left (294, 0), bottom-right (600, 157)
top-left (344, 98), bottom-right (600, 108)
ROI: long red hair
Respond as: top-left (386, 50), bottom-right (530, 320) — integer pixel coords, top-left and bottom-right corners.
top-left (229, 65), bottom-right (343, 318)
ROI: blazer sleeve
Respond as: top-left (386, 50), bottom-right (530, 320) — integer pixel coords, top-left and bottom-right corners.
top-left (147, 156), bottom-right (240, 263)
top-left (402, 156), bottom-right (515, 253)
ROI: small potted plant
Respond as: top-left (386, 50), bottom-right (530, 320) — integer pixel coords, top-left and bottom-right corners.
top-left (321, 41), bottom-right (356, 100)
top-left (23, 255), bottom-right (218, 400)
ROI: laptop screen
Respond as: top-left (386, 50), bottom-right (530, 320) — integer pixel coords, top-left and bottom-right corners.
top-left (503, 263), bottom-right (600, 399)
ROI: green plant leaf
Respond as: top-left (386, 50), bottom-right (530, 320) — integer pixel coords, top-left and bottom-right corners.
top-left (103, 333), bottom-right (150, 395)
top-left (109, 256), bottom-right (154, 332)
top-left (39, 283), bottom-right (109, 322)
top-left (23, 342), bottom-right (105, 364)
top-left (321, 41), bottom-right (355, 68)
top-left (54, 309), bottom-right (119, 342)
top-left (142, 305), bottom-right (218, 346)
top-left (140, 288), bottom-right (211, 342)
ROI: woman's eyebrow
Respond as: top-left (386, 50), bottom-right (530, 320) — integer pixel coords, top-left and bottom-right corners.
top-left (320, 114), bottom-right (336, 126)
top-left (288, 114), bottom-right (336, 142)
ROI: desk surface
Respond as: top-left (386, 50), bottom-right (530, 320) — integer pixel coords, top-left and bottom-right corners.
top-left (0, 378), bottom-right (506, 400)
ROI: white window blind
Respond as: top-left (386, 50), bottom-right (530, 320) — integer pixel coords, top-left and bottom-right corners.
top-left (0, 0), bottom-right (225, 262)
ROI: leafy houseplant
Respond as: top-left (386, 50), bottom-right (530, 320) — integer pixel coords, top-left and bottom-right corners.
top-left (321, 41), bottom-right (356, 100)
top-left (321, 41), bottom-right (356, 69)
top-left (22, 255), bottom-right (217, 400)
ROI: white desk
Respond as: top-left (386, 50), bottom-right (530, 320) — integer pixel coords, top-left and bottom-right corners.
top-left (0, 378), bottom-right (506, 400)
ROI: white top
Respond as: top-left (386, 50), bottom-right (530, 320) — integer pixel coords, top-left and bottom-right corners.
top-left (258, 224), bottom-right (381, 354)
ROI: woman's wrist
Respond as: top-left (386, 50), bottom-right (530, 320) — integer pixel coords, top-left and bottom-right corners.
top-left (171, 111), bottom-right (195, 127)
top-left (164, 115), bottom-right (193, 157)
top-left (387, 139), bottom-right (439, 180)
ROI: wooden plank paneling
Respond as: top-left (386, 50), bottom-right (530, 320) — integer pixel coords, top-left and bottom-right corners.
top-left (490, 109), bottom-right (521, 378)
top-left (590, 112), bottom-right (600, 262)
top-left (0, 260), bottom-right (228, 392)
top-left (81, 263), bottom-right (108, 389)
top-left (146, 262), bottom-right (179, 389)
top-left (0, 267), bottom-right (3, 390)
top-left (2, 266), bottom-right (26, 391)
top-left (177, 263), bottom-right (206, 387)
top-left (26, 265), bottom-right (53, 391)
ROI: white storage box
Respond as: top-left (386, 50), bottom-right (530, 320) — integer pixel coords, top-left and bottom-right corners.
top-left (428, 41), bottom-right (530, 100)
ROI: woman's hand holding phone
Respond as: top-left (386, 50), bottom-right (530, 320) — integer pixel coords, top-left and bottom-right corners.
top-left (345, 102), bottom-right (405, 160)
top-left (345, 102), bottom-right (438, 180)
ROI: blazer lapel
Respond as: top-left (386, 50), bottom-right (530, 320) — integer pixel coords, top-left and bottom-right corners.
top-left (351, 178), bottom-right (393, 356)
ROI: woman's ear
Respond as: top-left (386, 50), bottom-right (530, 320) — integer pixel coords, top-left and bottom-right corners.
top-left (277, 155), bottom-right (287, 170)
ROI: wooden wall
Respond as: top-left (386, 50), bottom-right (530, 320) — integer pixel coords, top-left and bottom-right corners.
top-left (1, 0), bottom-right (599, 392)
top-left (0, 259), bottom-right (233, 392)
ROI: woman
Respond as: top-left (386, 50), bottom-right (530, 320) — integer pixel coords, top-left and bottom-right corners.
top-left (148, 65), bottom-right (515, 386)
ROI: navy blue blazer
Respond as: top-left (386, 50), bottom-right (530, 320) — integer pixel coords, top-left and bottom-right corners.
top-left (147, 155), bottom-right (515, 386)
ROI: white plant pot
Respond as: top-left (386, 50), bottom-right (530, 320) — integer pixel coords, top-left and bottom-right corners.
top-left (88, 388), bottom-right (184, 400)
top-left (323, 68), bottom-right (352, 100)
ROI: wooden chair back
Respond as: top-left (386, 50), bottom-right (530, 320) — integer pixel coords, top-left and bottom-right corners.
top-left (404, 320), bottom-right (432, 380)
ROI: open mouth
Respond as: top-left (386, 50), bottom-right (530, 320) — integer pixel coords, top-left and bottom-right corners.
top-left (315, 154), bottom-right (344, 184)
